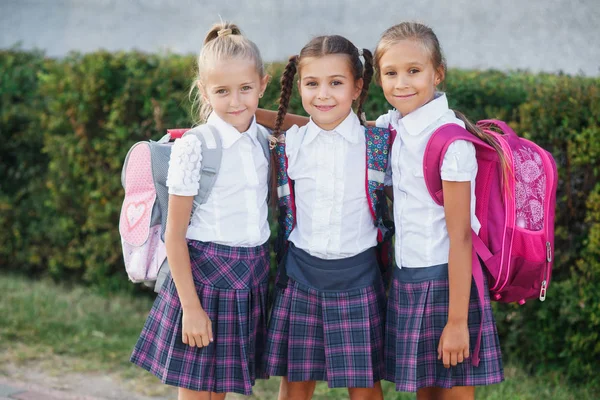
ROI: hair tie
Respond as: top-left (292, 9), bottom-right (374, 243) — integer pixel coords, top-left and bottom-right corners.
top-left (268, 134), bottom-right (285, 150)
top-left (358, 48), bottom-right (363, 57)
top-left (217, 28), bottom-right (233, 37)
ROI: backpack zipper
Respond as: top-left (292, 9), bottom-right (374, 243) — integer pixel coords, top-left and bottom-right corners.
top-left (540, 241), bottom-right (551, 301)
top-left (535, 144), bottom-right (556, 302)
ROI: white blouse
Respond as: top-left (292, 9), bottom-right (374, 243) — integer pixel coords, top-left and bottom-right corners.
top-left (376, 93), bottom-right (480, 268)
top-left (286, 111), bottom-right (378, 260)
top-left (166, 112), bottom-right (270, 247)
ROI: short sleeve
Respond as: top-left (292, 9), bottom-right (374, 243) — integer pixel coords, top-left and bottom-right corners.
top-left (375, 110), bottom-right (400, 129)
top-left (375, 113), bottom-right (390, 129)
top-left (440, 140), bottom-right (477, 182)
top-left (166, 134), bottom-right (203, 196)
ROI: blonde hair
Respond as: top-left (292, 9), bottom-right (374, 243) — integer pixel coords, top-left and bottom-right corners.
top-left (374, 21), bottom-right (510, 181)
top-left (189, 22), bottom-right (265, 124)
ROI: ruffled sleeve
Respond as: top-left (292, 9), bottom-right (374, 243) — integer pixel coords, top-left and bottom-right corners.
top-left (166, 134), bottom-right (203, 196)
top-left (441, 139), bottom-right (477, 182)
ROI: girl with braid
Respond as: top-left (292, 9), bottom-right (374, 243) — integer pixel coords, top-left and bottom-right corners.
top-left (264, 35), bottom-right (393, 400)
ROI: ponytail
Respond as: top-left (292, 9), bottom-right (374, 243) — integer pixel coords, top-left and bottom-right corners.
top-left (454, 110), bottom-right (511, 185)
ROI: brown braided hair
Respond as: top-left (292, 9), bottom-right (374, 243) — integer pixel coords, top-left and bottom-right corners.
top-left (357, 49), bottom-right (374, 124)
top-left (271, 35), bottom-right (372, 205)
top-left (272, 55), bottom-right (298, 137)
top-left (273, 35), bottom-right (372, 137)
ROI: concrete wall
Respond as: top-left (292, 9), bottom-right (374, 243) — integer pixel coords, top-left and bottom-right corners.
top-left (2, 0), bottom-right (599, 75)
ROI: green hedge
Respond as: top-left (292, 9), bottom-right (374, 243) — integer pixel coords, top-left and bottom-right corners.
top-left (1, 49), bottom-right (599, 386)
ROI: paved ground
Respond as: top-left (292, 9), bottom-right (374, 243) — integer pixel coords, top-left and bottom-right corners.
top-left (0, 361), bottom-right (175, 400)
top-left (0, 377), bottom-right (101, 400)
top-left (0, 359), bottom-right (252, 400)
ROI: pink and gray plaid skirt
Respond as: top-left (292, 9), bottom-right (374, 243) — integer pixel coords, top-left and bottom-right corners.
top-left (385, 264), bottom-right (504, 392)
top-left (264, 245), bottom-right (386, 388)
top-left (130, 240), bottom-right (270, 396)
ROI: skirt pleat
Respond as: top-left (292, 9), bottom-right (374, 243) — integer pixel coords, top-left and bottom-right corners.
top-left (130, 241), bottom-right (270, 396)
top-left (385, 270), bottom-right (504, 392)
top-left (265, 278), bottom-right (386, 388)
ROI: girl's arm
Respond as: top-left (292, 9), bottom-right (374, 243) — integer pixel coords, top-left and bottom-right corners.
top-left (255, 108), bottom-right (309, 130)
top-left (165, 195), bottom-right (213, 347)
top-left (438, 180), bottom-right (472, 368)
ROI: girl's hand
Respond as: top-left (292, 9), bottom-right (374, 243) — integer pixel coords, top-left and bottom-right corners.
top-left (182, 306), bottom-right (214, 348)
top-left (438, 320), bottom-right (470, 368)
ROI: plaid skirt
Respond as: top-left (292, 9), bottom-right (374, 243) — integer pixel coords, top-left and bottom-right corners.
top-left (385, 264), bottom-right (504, 392)
top-left (264, 246), bottom-right (386, 388)
top-left (130, 240), bottom-right (270, 396)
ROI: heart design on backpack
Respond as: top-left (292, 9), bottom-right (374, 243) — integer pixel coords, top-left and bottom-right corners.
top-left (126, 202), bottom-right (147, 230)
top-left (119, 124), bottom-right (272, 292)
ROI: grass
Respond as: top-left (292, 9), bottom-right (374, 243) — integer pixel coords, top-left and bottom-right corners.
top-left (0, 273), bottom-right (598, 399)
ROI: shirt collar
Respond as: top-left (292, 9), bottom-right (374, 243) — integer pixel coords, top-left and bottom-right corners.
top-left (400, 92), bottom-right (449, 136)
top-left (303, 111), bottom-right (361, 146)
top-left (206, 112), bottom-right (259, 148)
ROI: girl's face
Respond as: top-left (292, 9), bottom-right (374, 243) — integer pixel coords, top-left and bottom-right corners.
top-left (378, 39), bottom-right (443, 116)
top-left (200, 58), bottom-right (268, 132)
top-left (298, 54), bottom-right (362, 131)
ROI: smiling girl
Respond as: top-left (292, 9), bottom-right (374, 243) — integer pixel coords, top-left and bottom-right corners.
top-left (374, 22), bottom-right (504, 399)
top-left (263, 35), bottom-right (389, 400)
top-left (130, 22), bottom-right (271, 400)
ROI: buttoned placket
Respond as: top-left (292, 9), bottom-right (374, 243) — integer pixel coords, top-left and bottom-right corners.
top-left (239, 135), bottom-right (261, 244)
top-left (392, 134), bottom-right (406, 268)
top-left (311, 133), bottom-right (336, 256)
top-left (328, 133), bottom-right (345, 255)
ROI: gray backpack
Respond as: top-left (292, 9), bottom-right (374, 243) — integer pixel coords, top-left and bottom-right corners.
top-left (119, 124), bottom-right (271, 292)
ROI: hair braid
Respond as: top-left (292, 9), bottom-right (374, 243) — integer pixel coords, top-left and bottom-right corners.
top-left (269, 55), bottom-right (298, 207)
top-left (356, 48), bottom-right (374, 126)
top-left (273, 55), bottom-right (298, 137)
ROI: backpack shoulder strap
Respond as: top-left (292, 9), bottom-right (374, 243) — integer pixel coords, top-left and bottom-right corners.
top-left (423, 122), bottom-right (497, 368)
top-left (256, 124), bottom-right (273, 202)
top-left (183, 124), bottom-right (223, 206)
top-left (364, 126), bottom-right (393, 221)
top-left (274, 138), bottom-right (295, 238)
top-left (423, 123), bottom-right (487, 206)
top-left (256, 124), bottom-right (271, 164)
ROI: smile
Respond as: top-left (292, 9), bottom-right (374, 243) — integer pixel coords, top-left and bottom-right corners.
top-left (394, 94), bottom-right (416, 99)
top-left (228, 109), bottom-right (247, 116)
top-left (314, 105), bottom-right (335, 112)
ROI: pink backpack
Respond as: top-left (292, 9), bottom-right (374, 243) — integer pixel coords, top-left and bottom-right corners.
top-left (119, 125), bottom-right (271, 293)
top-left (421, 119), bottom-right (558, 365)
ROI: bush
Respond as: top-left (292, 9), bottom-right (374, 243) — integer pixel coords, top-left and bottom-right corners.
top-left (493, 77), bottom-right (600, 386)
top-left (0, 49), bottom-right (55, 272)
top-left (0, 49), bottom-right (598, 385)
